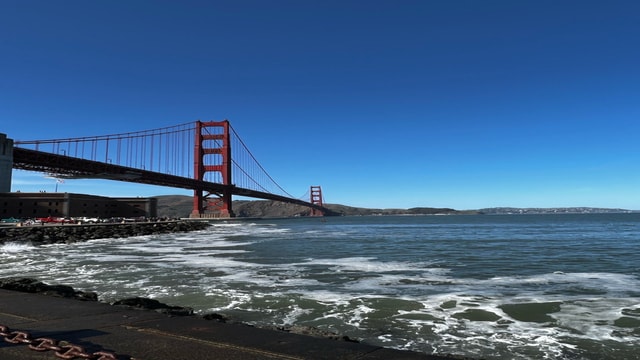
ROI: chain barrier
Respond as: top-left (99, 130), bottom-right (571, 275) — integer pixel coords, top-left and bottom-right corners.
top-left (1, 324), bottom-right (121, 360)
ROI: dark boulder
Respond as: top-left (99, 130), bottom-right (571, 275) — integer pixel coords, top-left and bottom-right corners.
top-left (202, 312), bottom-right (229, 323)
top-left (273, 324), bottom-right (360, 343)
top-left (0, 277), bottom-right (98, 301)
top-left (112, 296), bottom-right (193, 316)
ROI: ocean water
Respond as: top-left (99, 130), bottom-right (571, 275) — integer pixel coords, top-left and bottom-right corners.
top-left (1, 214), bottom-right (639, 359)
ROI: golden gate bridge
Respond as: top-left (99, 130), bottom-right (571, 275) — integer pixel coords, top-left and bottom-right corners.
top-left (9, 120), bottom-right (333, 217)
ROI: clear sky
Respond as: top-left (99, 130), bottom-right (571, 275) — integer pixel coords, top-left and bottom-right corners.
top-left (2, 1), bottom-right (639, 210)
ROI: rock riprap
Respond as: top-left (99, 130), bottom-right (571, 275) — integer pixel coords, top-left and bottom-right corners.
top-left (0, 220), bottom-right (210, 245)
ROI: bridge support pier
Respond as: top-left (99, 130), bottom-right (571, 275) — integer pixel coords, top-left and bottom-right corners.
top-left (0, 133), bottom-right (13, 193)
top-left (310, 185), bottom-right (324, 216)
top-left (191, 120), bottom-right (235, 218)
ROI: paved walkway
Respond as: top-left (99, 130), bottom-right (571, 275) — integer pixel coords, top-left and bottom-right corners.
top-left (0, 289), bottom-right (458, 360)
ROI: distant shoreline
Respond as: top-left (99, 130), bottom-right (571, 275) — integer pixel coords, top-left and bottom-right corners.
top-left (153, 195), bottom-right (637, 218)
top-left (477, 207), bottom-right (637, 215)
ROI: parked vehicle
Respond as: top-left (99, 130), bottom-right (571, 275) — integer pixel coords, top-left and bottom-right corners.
top-left (1, 217), bottom-right (22, 223)
top-left (75, 217), bottom-right (101, 224)
top-left (36, 216), bottom-right (75, 224)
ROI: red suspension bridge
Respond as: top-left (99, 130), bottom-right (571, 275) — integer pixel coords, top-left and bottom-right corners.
top-left (9, 120), bottom-right (334, 217)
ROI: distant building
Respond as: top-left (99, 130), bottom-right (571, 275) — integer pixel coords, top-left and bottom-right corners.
top-left (0, 192), bottom-right (157, 219)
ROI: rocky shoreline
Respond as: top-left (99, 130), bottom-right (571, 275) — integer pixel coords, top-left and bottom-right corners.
top-left (0, 216), bottom-right (370, 345)
top-left (0, 220), bottom-right (211, 245)
top-left (0, 277), bottom-right (362, 343)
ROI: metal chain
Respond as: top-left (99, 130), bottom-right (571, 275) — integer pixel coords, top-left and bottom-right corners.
top-left (1, 324), bottom-right (120, 360)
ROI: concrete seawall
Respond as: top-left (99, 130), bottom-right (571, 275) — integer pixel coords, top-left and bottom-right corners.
top-left (0, 220), bottom-right (210, 245)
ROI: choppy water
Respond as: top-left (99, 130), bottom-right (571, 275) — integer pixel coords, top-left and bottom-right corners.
top-left (1, 214), bottom-right (639, 359)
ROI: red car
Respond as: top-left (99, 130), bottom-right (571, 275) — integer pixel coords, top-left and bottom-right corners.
top-left (37, 216), bottom-right (76, 224)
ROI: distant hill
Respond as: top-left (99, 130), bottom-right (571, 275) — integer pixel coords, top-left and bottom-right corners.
top-left (154, 195), bottom-right (633, 218)
top-left (155, 195), bottom-right (194, 218)
top-left (153, 195), bottom-right (479, 218)
top-left (324, 204), bottom-right (479, 216)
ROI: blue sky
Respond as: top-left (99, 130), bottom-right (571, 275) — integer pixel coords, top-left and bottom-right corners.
top-left (2, 0), bottom-right (639, 210)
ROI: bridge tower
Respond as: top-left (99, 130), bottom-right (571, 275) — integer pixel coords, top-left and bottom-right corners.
top-left (0, 133), bottom-right (13, 192)
top-left (191, 120), bottom-right (234, 218)
top-left (310, 185), bottom-right (324, 216)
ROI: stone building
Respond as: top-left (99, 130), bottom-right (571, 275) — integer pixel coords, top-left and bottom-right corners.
top-left (0, 192), bottom-right (157, 219)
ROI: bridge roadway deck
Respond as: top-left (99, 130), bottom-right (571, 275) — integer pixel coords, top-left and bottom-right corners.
top-left (12, 147), bottom-right (336, 215)
top-left (0, 289), bottom-right (458, 360)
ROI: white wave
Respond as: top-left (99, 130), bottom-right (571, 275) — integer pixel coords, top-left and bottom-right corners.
top-left (484, 272), bottom-right (640, 294)
top-left (202, 289), bottom-right (254, 311)
top-left (299, 257), bottom-right (433, 273)
top-left (0, 242), bottom-right (36, 253)
top-left (207, 222), bottom-right (290, 236)
top-left (279, 304), bottom-right (313, 326)
top-left (215, 268), bottom-right (323, 289)
top-left (293, 289), bottom-right (357, 306)
top-left (553, 298), bottom-right (640, 342)
top-left (209, 222), bottom-right (245, 228)
top-left (80, 254), bottom-right (148, 262)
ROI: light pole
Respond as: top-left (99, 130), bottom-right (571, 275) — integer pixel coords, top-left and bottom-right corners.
top-left (54, 178), bottom-right (63, 192)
